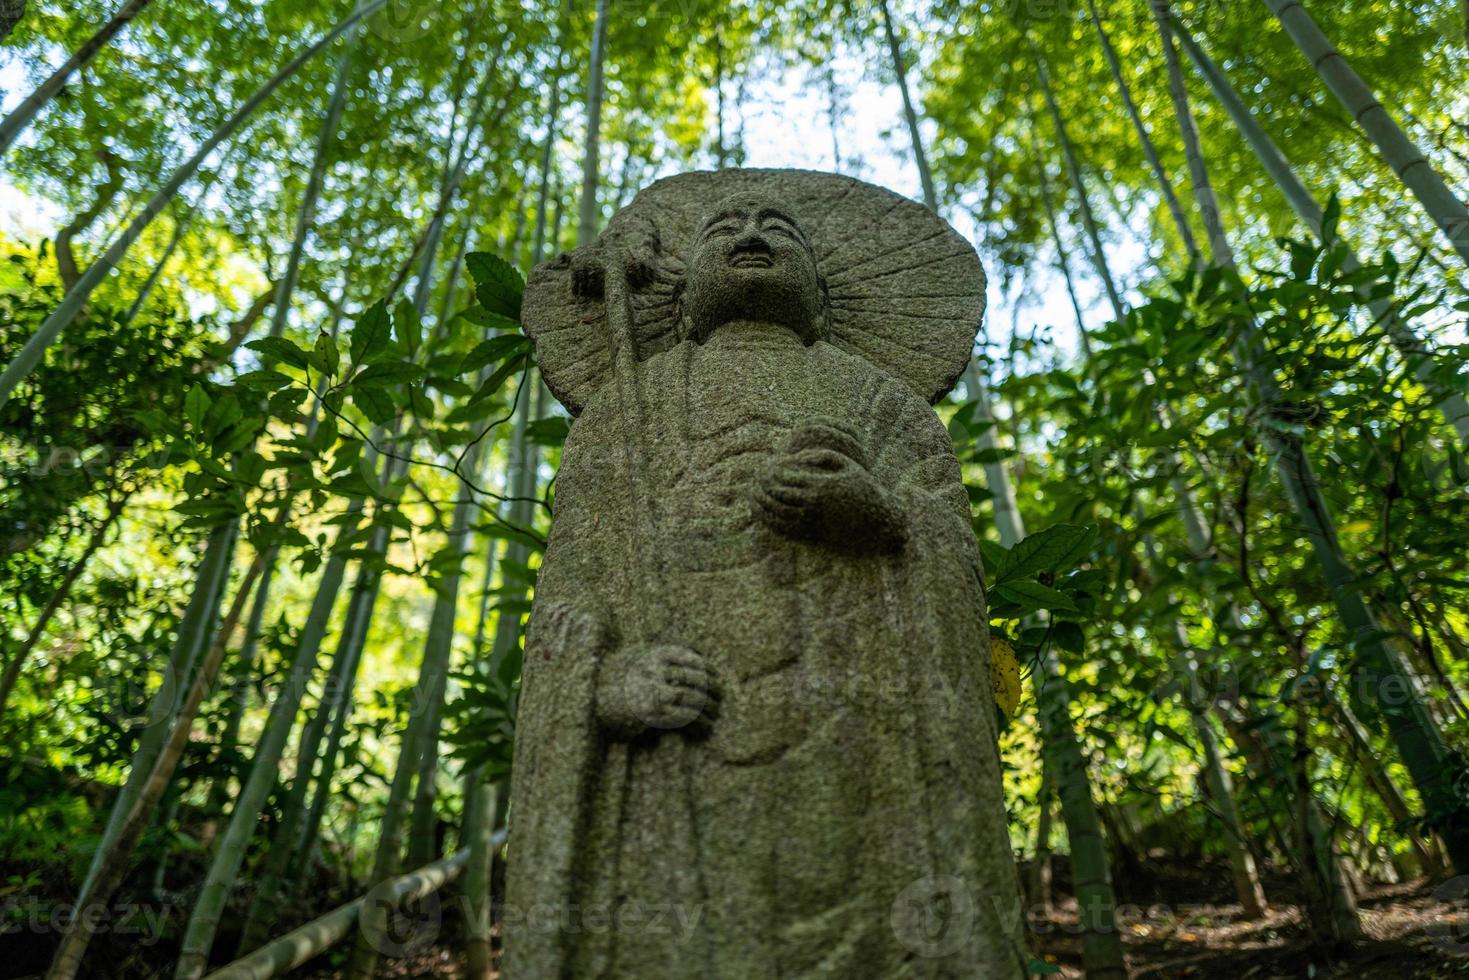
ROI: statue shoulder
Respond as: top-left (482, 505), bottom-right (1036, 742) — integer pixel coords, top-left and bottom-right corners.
top-left (812, 341), bottom-right (932, 406)
top-left (569, 339), bottom-right (694, 423)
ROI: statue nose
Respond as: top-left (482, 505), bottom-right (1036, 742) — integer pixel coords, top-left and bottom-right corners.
top-left (730, 231), bottom-right (772, 255)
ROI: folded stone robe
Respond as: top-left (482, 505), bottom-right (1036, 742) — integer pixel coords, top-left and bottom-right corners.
top-left (505, 321), bottom-right (1029, 979)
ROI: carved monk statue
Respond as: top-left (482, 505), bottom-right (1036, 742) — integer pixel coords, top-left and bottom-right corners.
top-left (506, 170), bottom-right (1027, 978)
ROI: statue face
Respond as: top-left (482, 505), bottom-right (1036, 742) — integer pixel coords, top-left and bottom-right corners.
top-left (681, 194), bottom-right (826, 343)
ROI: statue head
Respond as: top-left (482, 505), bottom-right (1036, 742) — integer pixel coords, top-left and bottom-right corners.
top-left (680, 193), bottom-right (828, 344)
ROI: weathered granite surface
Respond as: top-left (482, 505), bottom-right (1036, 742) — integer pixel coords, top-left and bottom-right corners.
top-left (506, 169), bottom-right (1027, 978)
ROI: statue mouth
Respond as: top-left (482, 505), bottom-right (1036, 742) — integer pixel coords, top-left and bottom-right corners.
top-left (729, 253), bottom-right (774, 268)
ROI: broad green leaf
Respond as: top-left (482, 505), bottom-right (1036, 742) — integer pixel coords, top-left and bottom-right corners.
top-left (184, 385), bottom-right (210, 431)
top-left (995, 580), bottom-right (1078, 612)
top-left (353, 385), bottom-right (396, 425)
top-left (268, 387), bottom-right (309, 418)
top-left (408, 385), bottom-right (435, 421)
top-left (1321, 192), bottom-right (1342, 243)
top-left (246, 336), bottom-right (313, 370)
top-left (203, 393), bottom-right (244, 440)
top-left (460, 334), bottom-right (532, 376)
top-left (997, 523), bottom-right (1097, 584)
top-left (456, 305), bottom-right (522, 332)
top-left (1052, 620), bottom-right (1085, 654)
top-left (352, 361), bottom-right (426, 388)
top-left (314, 331), bottom-right (341, 376)
top-left (465, 251), bottom-right (525, 320)
top-left (393, 298), bottom-right (422, 358)
top-left (526, 416), bottom-right (570, 446)
top-left (234, 369), bottom-right (293, 390)
top-left (468, 352), bottom-right (529, 406)
top-left (350, 299), bottom-right (392, 365)
top-left (972, 446), bottom-right (1017, 464)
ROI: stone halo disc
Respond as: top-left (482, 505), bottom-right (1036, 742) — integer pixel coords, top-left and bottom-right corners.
top-left (524, 168), bottom-right (986, 415)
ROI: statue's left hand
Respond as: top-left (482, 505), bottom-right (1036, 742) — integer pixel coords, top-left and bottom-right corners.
top-left (753, 417), bottom-right (907, 552)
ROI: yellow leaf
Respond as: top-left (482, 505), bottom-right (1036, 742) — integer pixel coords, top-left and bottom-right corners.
top-left (1342, 520), bottom-right (1374, 535)
top-left (991, 637), bottom-right (1022, 716)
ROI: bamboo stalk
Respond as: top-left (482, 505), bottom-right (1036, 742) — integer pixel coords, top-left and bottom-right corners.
top-left (48, 530), bottom-right (276, 980)
top-left (1172, 21), bottom-right (1469, 451)
top-left (461, 779), bottom-right (500, 980)
top-left (1033, 46), bottom-right (1126, 320)
top-left (1083, 0), bottom-right (1199, 261)
top-left (1154, 0), bottom-right (1469, 882)
top-left (79, 519), bottom-right (238, 903)
top-left (881, 0), bottom-right (937, 211)
top-left (405, 439), bottom-right (492, 868)
top-left (1259, 0), bottom-right (1469, 265)
top-left (971, 370), bottom-right (1129, 979)
top-left (348, 376), bottom-right (539, 980)
top-left (0, 0), bottom-right (389, 407)
top-left (576, 0), bottom-right (610, 245)
top-left (0, 0), bottom-right (156, 155)
top-left (202, 834), bottom-right (504, 980)
top-left (0, 493), bottom-right (128, 721)
top-left (173, 508), bottom-right (366, 980)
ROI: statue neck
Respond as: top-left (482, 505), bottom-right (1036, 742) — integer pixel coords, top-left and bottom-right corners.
top-left (699, 319), bottom-right (808, 347)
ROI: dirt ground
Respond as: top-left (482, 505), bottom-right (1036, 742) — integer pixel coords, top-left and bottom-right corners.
top-left (308, 873), bottom-right (1469, 979)
top-left (7, 857), bottom-right (1467, 978)
top-left (1031, 877), bottom-right (1469, 979)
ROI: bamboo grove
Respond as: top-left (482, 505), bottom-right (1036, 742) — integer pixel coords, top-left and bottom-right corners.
top-left (1, 0), bottom-right (1467, 977)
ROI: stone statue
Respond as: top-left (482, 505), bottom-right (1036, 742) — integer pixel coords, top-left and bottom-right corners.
top-left (505, 169), bottom-right (1028, 978)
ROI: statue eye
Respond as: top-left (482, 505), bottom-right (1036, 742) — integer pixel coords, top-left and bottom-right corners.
top-left (761, 219), bottom-right (797, 239)
top-left (706, 219), bottom-right (741, 237)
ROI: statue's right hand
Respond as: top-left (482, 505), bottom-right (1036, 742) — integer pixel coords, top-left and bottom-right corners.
top-left (594, 644), bottom-right (717, 738)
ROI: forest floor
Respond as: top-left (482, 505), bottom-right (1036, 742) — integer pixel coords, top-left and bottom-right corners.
top-left (5, 853), bottom-right (1467, 978)
top-left (299, 866), bottom-right (1469, 980)
top-left (1032, 876), bottom-right (1469, 979)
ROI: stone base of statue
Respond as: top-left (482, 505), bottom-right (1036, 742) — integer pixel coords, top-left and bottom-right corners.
top-left (504, 169), bottom-right (1029, 978)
